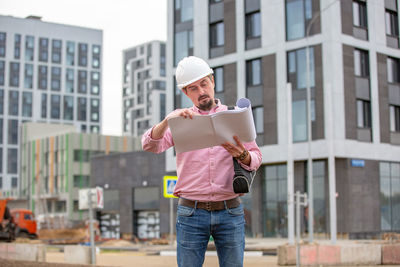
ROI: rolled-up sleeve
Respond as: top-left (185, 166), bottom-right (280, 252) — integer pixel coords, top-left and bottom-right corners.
top-left (240, 141), bottom-right (262, 171)
top-left (141, 126), bottom-right (174, 153)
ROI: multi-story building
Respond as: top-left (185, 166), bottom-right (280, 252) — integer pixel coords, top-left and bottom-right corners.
top-left (0, 15), bottom-right (103, 197)
top-left (122, 41), bottom-right (166, 137)
top-left (167, 0), bottom-right (400, 239)
top-left (20, 122), bottom-right (141, 226)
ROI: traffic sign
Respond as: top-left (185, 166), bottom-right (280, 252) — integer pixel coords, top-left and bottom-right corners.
top-left (163, 176), bottom-right (178, 198)
top-left (79, 187), bottom-right (104, 209)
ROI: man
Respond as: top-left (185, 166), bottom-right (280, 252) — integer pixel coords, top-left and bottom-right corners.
top-left (142, 56), bottom-right (262, 267)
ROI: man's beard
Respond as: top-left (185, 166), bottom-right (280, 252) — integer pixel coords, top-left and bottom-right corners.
top-left (197, 97), bottom-right (214, 111)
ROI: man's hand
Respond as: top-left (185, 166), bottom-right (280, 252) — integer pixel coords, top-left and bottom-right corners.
top-left (221, 136), bottom-right (251, 166)
top-left (151, 109), bottom-right (196, 140)
top-left (166, 108), bottom-right (196, 120)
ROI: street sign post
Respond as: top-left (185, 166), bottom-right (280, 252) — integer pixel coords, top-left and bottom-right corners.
top-left (163, 176), bottom-right (178, 246)
top-left (79, 187), bottom-right (103, 265)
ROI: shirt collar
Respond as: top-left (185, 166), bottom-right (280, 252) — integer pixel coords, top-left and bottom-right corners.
top-left (192, 99), bottom-right (221, 115)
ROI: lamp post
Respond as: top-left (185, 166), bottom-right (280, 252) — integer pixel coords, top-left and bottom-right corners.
top-left (305, 0), bottom-right (338, 243)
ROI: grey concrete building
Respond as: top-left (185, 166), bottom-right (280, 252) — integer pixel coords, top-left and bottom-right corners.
top-left (167, 0), bottom-right (400, 240)
top-left (122, 41), bottom-right (166, 137)
top-left (0, 15), bottom-right (103, 198)
top-left (90, 151), bottom-right (171, 240)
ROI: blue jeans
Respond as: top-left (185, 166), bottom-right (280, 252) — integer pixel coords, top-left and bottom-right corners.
top-left (176, 202), bottom-right (245, 267)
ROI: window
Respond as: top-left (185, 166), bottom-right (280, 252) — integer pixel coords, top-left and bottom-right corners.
top-left (74, 175), bottom-right (90, 188)
top-left (0, 32), bottom-right (6, 57)
top-left (160, 44), bottom-right (166, 77)
top-left (292, 100), bottom-right (307, 141)
top-left (90, 125), bottom-right (100, 133)
top-left (288, 47), bottom-right (315, 90)
top-left (38, 65), bottom-right (48, 89)
top-left (64, 96), bottom-right (74, 120)
top-left (51, 39), bottom-right (62, 63)
top-left (8, 90), bottom-right (19, 116)
top-left (246, 59), bottom-right (262, 86)
top-left (264, 164), bottom-right (288, 237)
top-left (51, 67), bottom-right (61, 91)
top-left (22, 92), bottom-right (32, 117)
top-left (387, 57), bottom-right (400, 83)
top-left (354, 49), bottom-right (369, 77)
top-left (9, 62), bottom-right (20, 87)
top-left (160, 93), bottom-right (166, 121)
top-left (7, 149), bottom-right (18, 174)
top-left (214, 67), bottom-right (224, 93)
top-left (24, 64), bottom-right (33, 89)
top-left (246, 12), bottom-right (261, 39)
top-left (78, 70), bottom-right (87, 94)
top-left (380, 162), bottom-right (400, 231)
top-left (78, 43), bottom-right (88, 67)
top-left (25, 36), bottom-right (34, 61)
top-left (91, 72), bottom-right (100, 95)
top-left (78, 97), bottom-right (87, 121)
top-left (357, 99), bottom-right (371, 128)
top-left (73, 150), bottom-right (90, 162)
top-left (175, 0), bottom-right (193, 23)
top-left (390, 105), bottom-right (400, 132)
top-left (386, 9), bottom-right (399, 37)
top-left (8, 120), bottom-right (18, 144)
top-left (11, 177), bottom-right (17, 188)
top-left (50, 95), bottom-right (61, 119)
top-left (90, 99), bottom-right (100, 122)
top-left (66, 69), bottom-right (74, 93)
top-left (0, 61), bottom-right (4, 85)
top-left (210, 22), bottom-right (224, 48)
top-left (55, 201), bottom-right (66, 213)
top-left (253, 106), bottom-right (264, 134)
top-left (286, 0), bottom-right (313, 40)
top-left (41, 93), bottom-right (47, 119)
top-left (66, 41), bottom-right (75, 66)
top-left (92, 45), bottom-right (101, 68)
top-left (353, 1), bottom-right (367, 28)
top-left (174, 30), bottom-right (193, 66)
top-left (39, 37), bottom-right (48, 62)
top-left (14, 34), bottom-right (21, 59)
top-left (0, 89), bottom-right (3, 115)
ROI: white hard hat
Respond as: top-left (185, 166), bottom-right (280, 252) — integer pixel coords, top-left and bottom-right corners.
top-left (175, 56), bottom-right (214, 90)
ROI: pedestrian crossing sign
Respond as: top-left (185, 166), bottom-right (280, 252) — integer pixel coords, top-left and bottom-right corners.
top-left (163, 176), bottom-right (178, 198)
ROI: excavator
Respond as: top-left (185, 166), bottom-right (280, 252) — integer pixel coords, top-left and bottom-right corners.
top-left (0, 199), bottom-right (37, 241)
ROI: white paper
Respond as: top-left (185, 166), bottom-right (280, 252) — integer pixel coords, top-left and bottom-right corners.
top-left (168, 98), bottom-right (257, 153)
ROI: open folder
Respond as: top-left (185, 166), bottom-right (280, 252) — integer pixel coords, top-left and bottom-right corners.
top-left (168, 98), bottom-right (257, 153)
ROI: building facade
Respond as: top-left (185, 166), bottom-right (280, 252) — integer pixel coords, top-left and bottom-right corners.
top-left (167, 0), bottom-right (400, 238)
top-left (0, 15), bottom-right (103, 197)
top-left (20, 122), bottom-right (141, 227)
top-left (122, 41), bottom-right (166, 137)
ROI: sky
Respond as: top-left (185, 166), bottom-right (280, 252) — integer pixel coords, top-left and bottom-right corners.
top-left (2, 0), bottom-right (167, 136)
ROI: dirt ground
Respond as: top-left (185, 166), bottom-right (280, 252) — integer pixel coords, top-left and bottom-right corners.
top-left (2, 252), bottom-right (400, 267)
top-left (46, 251), bottom-right (277, 267)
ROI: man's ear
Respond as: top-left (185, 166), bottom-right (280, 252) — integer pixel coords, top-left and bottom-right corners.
top-left (182, 88), bottom-right (188, 96)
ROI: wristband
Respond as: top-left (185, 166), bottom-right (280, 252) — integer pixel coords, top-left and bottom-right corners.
top-left (236, 149), bottom-right (248, 161)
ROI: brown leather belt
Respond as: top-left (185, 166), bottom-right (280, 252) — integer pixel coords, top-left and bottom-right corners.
top-left (178, 197), bottom-right (241, 211)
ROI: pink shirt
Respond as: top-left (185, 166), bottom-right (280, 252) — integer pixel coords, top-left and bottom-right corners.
top-left (142, 101), bottom-right (262, 201)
